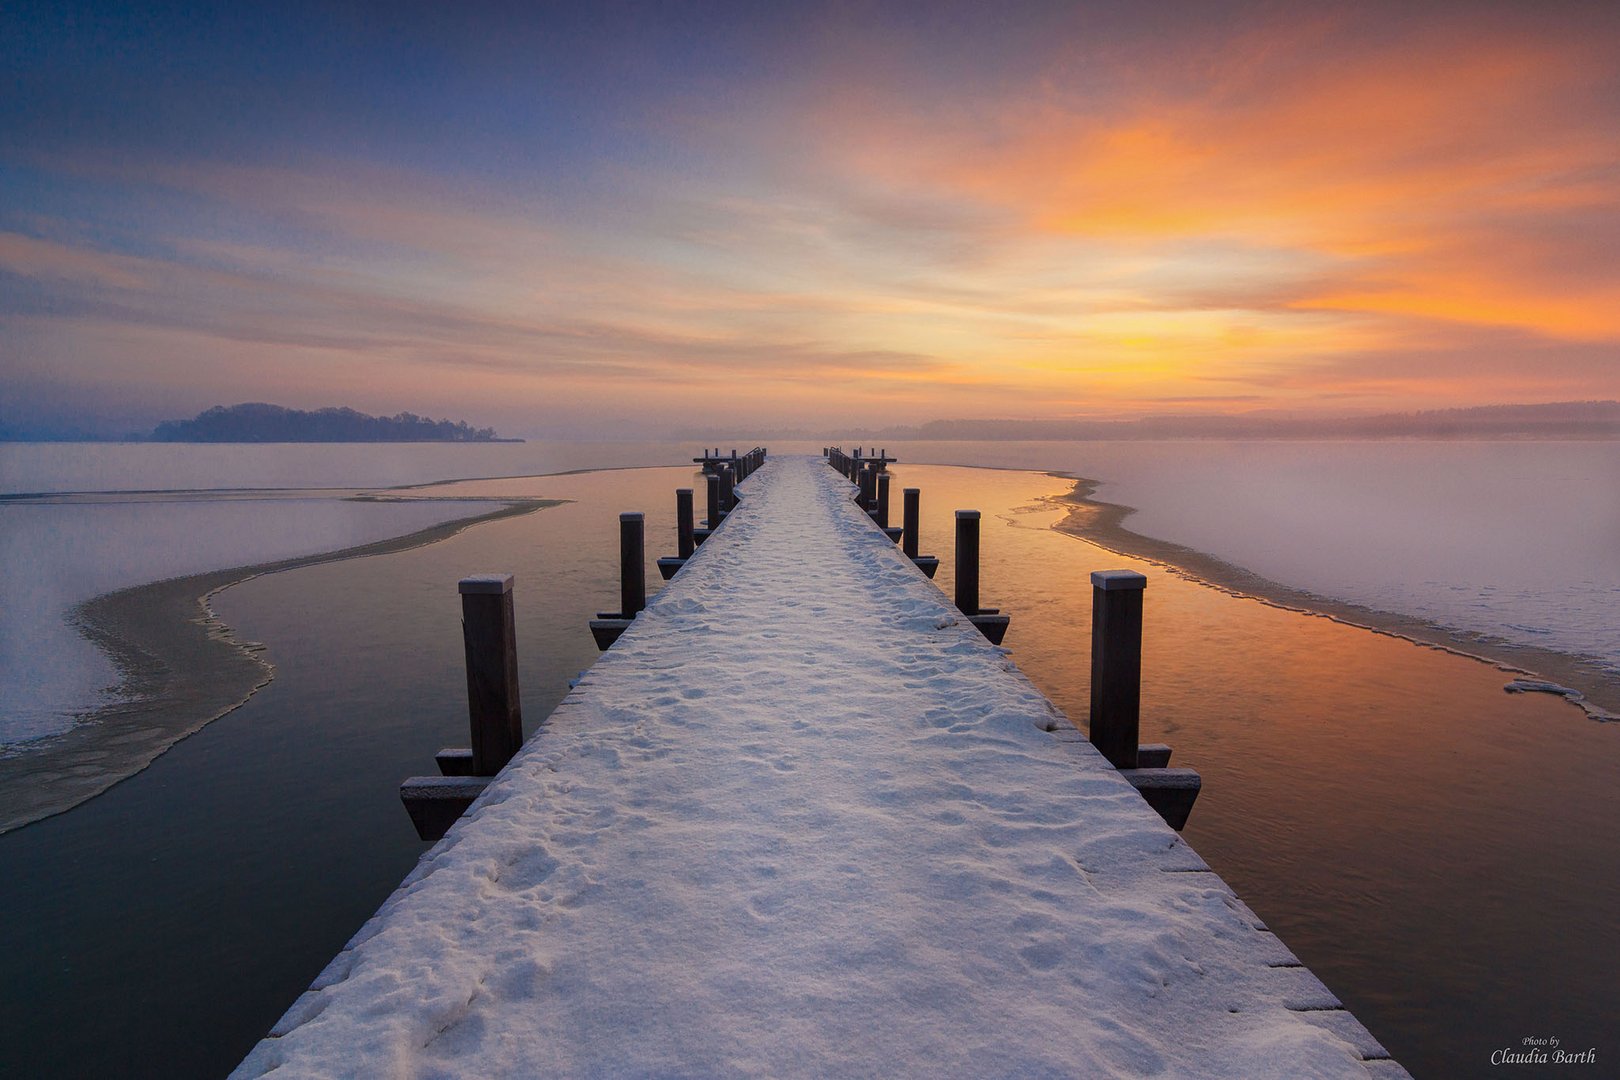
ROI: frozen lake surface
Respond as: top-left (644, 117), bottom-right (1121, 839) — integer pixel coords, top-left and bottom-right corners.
top-left (887, 440), bottom-right (1620, 689)
top-left (5, 438), bottom-right (1617, 747)
top-left (0, 496), bottom-right (486, 744)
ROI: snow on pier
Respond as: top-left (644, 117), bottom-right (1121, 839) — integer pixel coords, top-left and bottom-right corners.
top-left (234, 455), bottom-right (1405, 1079)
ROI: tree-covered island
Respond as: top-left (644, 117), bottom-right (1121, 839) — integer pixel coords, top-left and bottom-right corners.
top-left (149, 403), bottom-right (517, 442)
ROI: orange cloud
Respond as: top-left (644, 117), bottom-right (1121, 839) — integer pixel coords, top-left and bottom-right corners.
top-left (796, 11), bottom-right (1620, 360)
top-left (10, 6), bottom-right (1620, 432)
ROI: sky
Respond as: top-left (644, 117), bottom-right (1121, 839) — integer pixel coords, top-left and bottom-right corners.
top-left (2, 0), bottom-right (1619, 438)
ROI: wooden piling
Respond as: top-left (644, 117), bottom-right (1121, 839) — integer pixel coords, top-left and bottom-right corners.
top-left (719, 464), bottom-right (735, 513)
top-left (621, 513), bottom-right (646, 618)
top-left (458, 574), bottom-right (523, 776)
top-left (903, 488), bottom-right (920, 558)
top-left (954, 510), bottom-right (980, 615)
top-left (677, 489), bottom-right (694, 559)
top-left (707, 472), bottom-right (723, 529)
top-left (876, 473), bottom-right (891, 528)
top-left (1089, 570), bottom-right (1145, 769)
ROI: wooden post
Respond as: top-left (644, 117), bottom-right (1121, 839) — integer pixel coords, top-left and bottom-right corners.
top-left (1089, 570), bottom-right (1146, 769)
top-left (719, 464), bottom-right (735, 512)
top-left (903, 488), bottom-right (920, 558)
top-left (458, 574), bottom-right (522, 776)
top-left (877, 473), bottom-right (891, 528)
top-left (620, 512), bottom-right (646, 617)
top-left (676, 488), bottom-right (694, 559)
top-left (707, 472), bottom-right (723, 528)
top-left (859, 464), bottom-right (877, 511)
top-left (954, 510), bottom-right (980, 615)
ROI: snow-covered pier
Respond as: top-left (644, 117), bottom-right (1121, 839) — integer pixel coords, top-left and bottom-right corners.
top-left (235, 454), bottom-right (1405, 1078)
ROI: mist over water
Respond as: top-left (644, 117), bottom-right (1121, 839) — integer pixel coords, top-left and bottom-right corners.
top-left (882, 439), bottom-right (1620, 684)
top-left (0, 440), bottom-right (707, 495)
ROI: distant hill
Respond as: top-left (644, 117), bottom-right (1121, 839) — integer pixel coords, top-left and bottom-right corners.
top-left (830, 401), bottom-right (1620, 442)
top-left (149, 403), bottom-right (516, 443)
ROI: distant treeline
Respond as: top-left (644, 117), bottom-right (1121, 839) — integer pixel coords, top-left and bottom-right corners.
top-left (753, 401), bottom-right (1620, 442)
top-left (149, 403), bottom-right (511, 442)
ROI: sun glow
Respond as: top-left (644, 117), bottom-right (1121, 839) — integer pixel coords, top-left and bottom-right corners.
top-left (4, 4), bottom-right (1619, 434)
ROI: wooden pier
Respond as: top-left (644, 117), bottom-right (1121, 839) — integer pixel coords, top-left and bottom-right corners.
top-left (237, 454), bottom-right (1406, 1079)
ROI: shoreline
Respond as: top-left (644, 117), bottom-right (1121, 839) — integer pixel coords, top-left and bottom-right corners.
top-left (0, 499), bottom-right (560, 835)
top-left (1044, 473), bottom-right (1620, 721)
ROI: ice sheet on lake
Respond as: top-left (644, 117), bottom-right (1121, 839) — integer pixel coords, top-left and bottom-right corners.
top-left (0, 498), bottom-right (490, 745)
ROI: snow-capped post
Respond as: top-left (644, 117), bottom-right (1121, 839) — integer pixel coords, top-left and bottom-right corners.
top-left (859, 464), bottom-right (878, 513)
top-left (903, 488), bottom-right (921, 557)
top-left (706, 472), bottom-right (722, 530)
top-left (1087, 569), bottom-right (1199, 828)
top-left (460, 573), bottom-right (523, 775)
top-left (588, 515), bottom-right (642, 649)
top-left (660, 489), bottom-right (695, 579)
top-left (399, 573), bottom-right (521, 839)
top-left (954, 510), bottom-right (980, 614)
top-left (877, 473), bottom-right (891, 528)
top-left (1089, 570), bottom-right (1146, 769)
top-left (621, 513), bottom-right (646, 619)
top-left (955, 510), bottom-right (1010, 643)
top-left (903, 487), bottom-right (939, 577)
top-left (676, 489), bottom-right (695, 558)
top-left (719, 464), bottom-right (735, 513)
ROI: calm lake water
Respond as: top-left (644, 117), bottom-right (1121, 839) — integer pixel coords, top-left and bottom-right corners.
top-left (0, 442), bottom-right (1616, 1078)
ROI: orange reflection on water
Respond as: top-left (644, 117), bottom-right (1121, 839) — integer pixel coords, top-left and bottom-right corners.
top-left (892, 462), bottom-right (1620, 1079)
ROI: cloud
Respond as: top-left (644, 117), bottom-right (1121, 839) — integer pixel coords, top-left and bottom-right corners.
top-left (5, 3), bottom-right (1620, 431)
top-left (776, 5), bottom-right (1620, 350)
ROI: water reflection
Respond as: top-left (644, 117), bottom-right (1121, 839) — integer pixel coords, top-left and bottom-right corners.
top-left (896, 462), bottom-right (1620, 1080)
